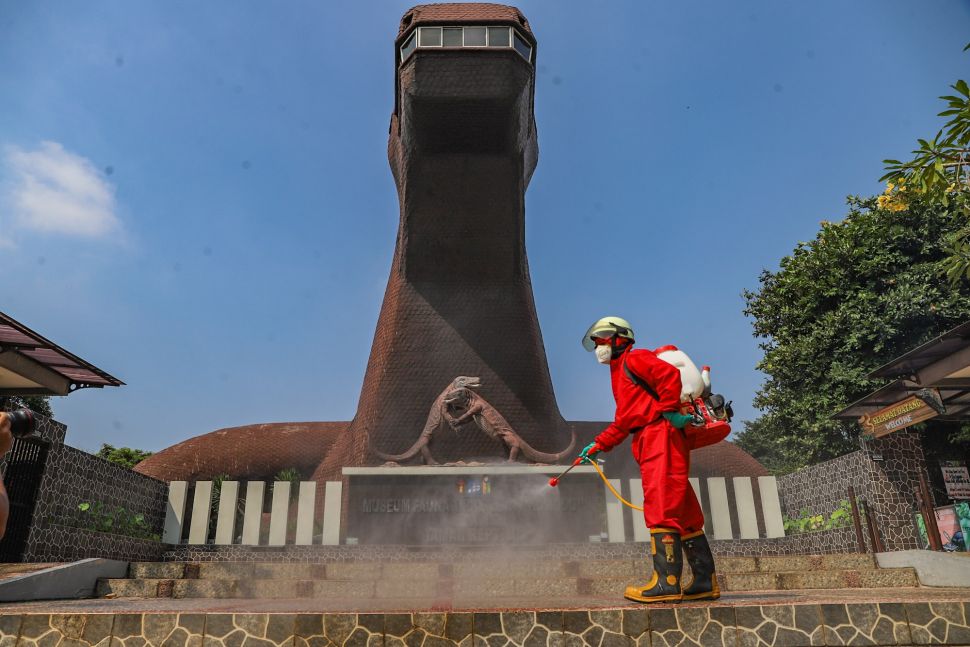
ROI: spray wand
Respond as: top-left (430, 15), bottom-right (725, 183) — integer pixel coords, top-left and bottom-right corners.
top-left (547, 456), bottom-right (583, 487)
top-left (548, 455), bottom-right (644, 512)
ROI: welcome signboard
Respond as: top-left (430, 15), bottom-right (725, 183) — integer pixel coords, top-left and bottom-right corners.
top-left (859, 393), bottom-right (940, 438)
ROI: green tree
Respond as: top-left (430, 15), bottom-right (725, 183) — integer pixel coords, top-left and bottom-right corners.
top-left (96, 444), bottom-right (153, 469)
top-left (737, 194), bottom-right (970, 474)
top-left (21, 396), bottom-right (52, 417)
top-left (2, 396), bottom-right (53, 417)
top-left (880, 44), bottom-right (970, 282)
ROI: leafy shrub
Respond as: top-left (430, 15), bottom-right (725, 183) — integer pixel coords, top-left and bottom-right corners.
top-left (274, 468), bottom-right (302, 499)
top-left (76, 502), bottom-right (160, 541)
top-left (783, 499), bottom-right (859, 535)
top-left (275, 468), bottom-right (301, 485)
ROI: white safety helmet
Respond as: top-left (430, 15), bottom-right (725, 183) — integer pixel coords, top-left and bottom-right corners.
top-left (581, 316), bottom-right (635, 351)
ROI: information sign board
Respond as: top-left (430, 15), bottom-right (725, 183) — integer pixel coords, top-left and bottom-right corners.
top-left (941, 460), bottom-right (970, 500)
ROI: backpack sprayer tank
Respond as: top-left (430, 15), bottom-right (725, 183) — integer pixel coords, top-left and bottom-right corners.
top-left (654, 346), bottom-right (733, 448)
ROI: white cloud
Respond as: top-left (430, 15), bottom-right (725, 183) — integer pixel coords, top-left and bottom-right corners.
top-left (3, 141), bottom-right (121, 240)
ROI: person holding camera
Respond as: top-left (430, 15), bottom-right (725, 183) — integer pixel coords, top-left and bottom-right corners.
top-left (0, 413), bottom-right (14, 540)
top-left (0, 409), bottom-right (35, 540)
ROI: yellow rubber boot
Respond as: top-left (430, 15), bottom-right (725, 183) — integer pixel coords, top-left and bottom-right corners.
top-left (624, 527), bottom-right (683, 603)
top-left (681, 530), bottom-right (720, 601)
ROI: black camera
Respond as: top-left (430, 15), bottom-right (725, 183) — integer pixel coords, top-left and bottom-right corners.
top-left (6, 409), bottom-right (36, 439)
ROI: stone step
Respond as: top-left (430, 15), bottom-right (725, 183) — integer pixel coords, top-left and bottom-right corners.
top-left (129, 560), bottom-right (642, 581)
top-left (743, 554), bottom-right (878, 571)
top-left (127, 554), bottom-right (879, 580)
top-left (98, 567), bottom-right (918, 599)
top-left (719, 568), bottom-right (919, 591)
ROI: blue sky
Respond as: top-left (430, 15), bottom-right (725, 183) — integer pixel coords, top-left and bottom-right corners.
top-left (1, 1), bottom-right (968, 454)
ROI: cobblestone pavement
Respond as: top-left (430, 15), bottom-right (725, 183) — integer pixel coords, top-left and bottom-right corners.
top-left (1, 587), bottom-right (968, 613)
top-left (0, 591), bottom-right (970, 647)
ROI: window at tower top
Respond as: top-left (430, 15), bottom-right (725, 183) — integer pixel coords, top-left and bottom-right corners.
top-left (399, 25), bottom-right (533, 65)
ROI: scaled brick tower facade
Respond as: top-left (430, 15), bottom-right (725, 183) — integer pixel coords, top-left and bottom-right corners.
top-left (316, 4), bottom-right (573, 475)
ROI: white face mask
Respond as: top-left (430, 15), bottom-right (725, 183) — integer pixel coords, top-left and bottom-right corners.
top-left (595, 344), bottom-right (613, 364)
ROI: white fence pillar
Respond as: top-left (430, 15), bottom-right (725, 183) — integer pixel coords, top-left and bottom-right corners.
top-left (629, 479), bottom-right (648, 542)
top-left (707, 477), bottom-right (734, 540)
top-left (187, 481), bottom-right (213, 545)
top-left (241, 481), bottom-right (265, 546)
top-left (321, 481), bottom-right (342, 546)
top-left (605, 478), bottom-right (625, 542)
top-left (268, 481), bottom-right (291, 546)
top-left (689, 477), bottom-right (709, 535)
top-left (758, 475), bottom-right (786, 538)
top-left (295, 481), bottom-right (316, 545)
top-left (163, 481), bottom-right (188, 544)
top-left (214, 481), bottom-right (239, 545)
top-left (733, 477), bottom-right (759, 539)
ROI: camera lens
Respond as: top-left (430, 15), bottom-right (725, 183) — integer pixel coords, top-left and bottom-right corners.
top-left (8, 409), bottom-right (36, 439)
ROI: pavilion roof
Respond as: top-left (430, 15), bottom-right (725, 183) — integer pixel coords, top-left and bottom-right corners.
top-left (0, 310), bottom-right (124, 396)
top-left (835, 321), bottom-right (970, 421)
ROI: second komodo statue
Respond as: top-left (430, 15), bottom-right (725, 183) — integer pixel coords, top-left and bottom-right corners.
top-left (372, 376), bottom-right (575, 465)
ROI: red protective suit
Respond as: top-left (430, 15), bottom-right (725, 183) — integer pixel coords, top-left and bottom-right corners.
top-left (594, 347), bottom-right (705, 534)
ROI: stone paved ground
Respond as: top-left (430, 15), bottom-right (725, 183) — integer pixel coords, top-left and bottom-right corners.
top-left (1, 591), bottom-right (970, 647)
top-left (0, 587), bottom-right (968, 613)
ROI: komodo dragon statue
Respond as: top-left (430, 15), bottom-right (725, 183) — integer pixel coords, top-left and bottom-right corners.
top-left (371, 376), bottom-right (575, 465)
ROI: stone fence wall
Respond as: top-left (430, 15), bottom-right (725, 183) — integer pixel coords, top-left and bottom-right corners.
top-left (777, 430), bottom-right (926, 553)
top-left (778, 451), bottom-right (866, 519)
top-left (24, 524), bottom-right (166, 562)
top-left (0, 407), bottom-right (169, 562)
top-left (23, 444), bottom-right (168, 562)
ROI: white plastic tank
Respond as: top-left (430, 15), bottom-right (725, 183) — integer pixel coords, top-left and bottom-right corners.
top-left (655, 345), bottom-right (704, 402)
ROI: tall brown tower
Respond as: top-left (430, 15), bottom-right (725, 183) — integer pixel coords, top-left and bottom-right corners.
top-left (135, 7), bottom-right (769, 488)
top-left (316, 4), bottom-right (571, 476)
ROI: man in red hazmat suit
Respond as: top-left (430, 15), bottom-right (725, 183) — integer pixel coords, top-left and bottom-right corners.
top-left (580, 316), bottom-right (719, 603)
